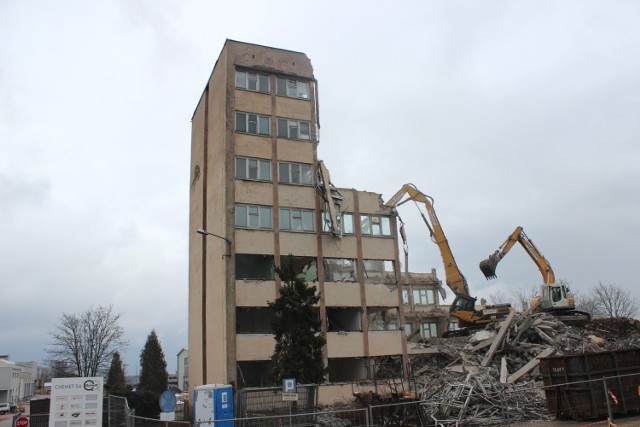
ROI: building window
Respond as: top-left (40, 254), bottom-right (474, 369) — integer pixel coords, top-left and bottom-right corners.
top-left (235, 70), bottom-right (270, 93)
top-left (323, 258), bottom-right (357, 282)
top-left (236, 254), bottom-right (275, 280)
top-left (413, 288), bottom-right (436, 305)
top-left (236, 307), bottom-right (275, 334)
top-left (363, 259), bottom-right (394, 284)
top-left (360, 215), bottom-right (391, 236)
top-left (403, 323), bottom-right (412, 336)
top-left (236, 157), bottom-right (271, 181)
top-left (322, 212), bottom-right (354, 234)
top-left (236, 112), bottom-right (270, 136)
top-left (276, 77), bottom-right (309, 99)
top-left (235, 204), bottom-right (272, 229)
top-left (402, 289), bottom-right (409, 304)
top-left (277, 118), bottom-right (310, 140)
top-left (280, 256), bottom-right (318, 282)
top-left (420, 322), bottom-right (438, 339)
top-left (448, 321), bottom-right (459, 331)
top-left (279, 208), bottom-right (314, 232)
top-left (278, 162), bottom-right (313, 185)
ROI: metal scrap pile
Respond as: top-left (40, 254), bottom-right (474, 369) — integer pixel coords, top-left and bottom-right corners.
top-left (408, 312), bottom-right (640, 426)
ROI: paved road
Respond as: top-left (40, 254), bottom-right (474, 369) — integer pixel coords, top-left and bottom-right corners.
top-left (0, 413), bottom-right (14, 427)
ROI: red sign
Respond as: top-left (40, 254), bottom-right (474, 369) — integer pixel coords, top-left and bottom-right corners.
top-left (15, 417), bottom-right (29, 427)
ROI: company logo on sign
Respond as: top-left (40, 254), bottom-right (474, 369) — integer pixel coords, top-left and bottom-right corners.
top-left (83, 380), bottom-right (99, 391)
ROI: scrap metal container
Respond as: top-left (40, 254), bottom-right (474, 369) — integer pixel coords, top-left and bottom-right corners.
top-left (540, 348), bottom-right (640, 420)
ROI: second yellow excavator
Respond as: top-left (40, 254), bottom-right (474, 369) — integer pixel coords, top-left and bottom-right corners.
top-left (479, 226), bottom-right (590, 323)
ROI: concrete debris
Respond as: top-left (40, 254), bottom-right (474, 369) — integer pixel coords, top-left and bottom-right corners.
top-left (408, 313), bottom-right (640, 425)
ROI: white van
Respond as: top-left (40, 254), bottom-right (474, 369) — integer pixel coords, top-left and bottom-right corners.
top-left (0, 403), bottom-right (10, 414)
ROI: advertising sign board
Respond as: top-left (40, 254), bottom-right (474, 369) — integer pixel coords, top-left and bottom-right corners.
top-left (48, 377), bottom-right (103, 427)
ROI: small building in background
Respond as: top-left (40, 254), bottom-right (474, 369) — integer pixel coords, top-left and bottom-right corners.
top-left (0, 356), bottom-right (38, 403)
top-left (176, 348), bottom-right (188, 392)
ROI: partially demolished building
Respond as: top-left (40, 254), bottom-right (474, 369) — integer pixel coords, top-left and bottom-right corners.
top-left (189, 40), bottom-right (417, 392)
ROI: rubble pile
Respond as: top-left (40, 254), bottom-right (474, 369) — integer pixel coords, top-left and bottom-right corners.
top-left (581, 317), bottom-right (640, 349)
top-left (408, 312), bottom-right (640, 425)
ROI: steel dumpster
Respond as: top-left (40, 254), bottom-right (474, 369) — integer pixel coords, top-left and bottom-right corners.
top-left (540, 348), bottom-right (640, 420)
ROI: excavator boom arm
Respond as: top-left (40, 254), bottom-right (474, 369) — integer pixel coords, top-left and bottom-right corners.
top-left (480, 226), bottom-right (555, 284)
top-left (385, 184), bottom-right (470, 296)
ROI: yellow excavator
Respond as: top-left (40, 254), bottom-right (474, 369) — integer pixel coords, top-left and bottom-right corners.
top-left (385, 184), bottom-right (512, 336)
top-left (479, 226), bottom-right (590, 322)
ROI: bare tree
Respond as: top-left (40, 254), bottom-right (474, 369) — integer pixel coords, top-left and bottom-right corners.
top-left (487, 290), bottom-right (510, 306)
top-left (510, 285), bottom-right (539, 312)
top-left (585, 282), bottom-right (640, 318)
top-left (574, 289), bottom-right (605, 318)
top-left (46, 305), bottom-right (128, 377)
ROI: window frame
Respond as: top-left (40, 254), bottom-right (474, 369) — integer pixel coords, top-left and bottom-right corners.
top-left (235, 204), bottom-right (273, 230)
top-left (235, 156), bottom-right (272, 181)
top-left (360, 214), bottom-right (392, 236)
top-left (278, 161), bottom-right (313, 185)
top-left (235, 70), bottom-right (270, 93)
top-left (277, 118), bottom-right (311, 141)
top-left (276, 77), bottom-right (310, 100)
top-left (236, 111), bottom-right (271, 136)
top-left (420, 322), bottom-right (438, 339)
top-left (279, 207), bottom-right (315, 232)
top-left (412, 288), bottom-right (436, 305)
top-left (322, 212), bottom-right (355, 234)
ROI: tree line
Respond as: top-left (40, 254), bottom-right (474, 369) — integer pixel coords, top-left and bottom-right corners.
top-left (44, 305), bottom-right (168, 418)
top-left (488, 281), bottom-right (640, 318)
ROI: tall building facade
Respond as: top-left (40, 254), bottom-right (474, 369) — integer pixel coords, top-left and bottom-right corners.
top-left (188, 40), bottom-right (407, 390)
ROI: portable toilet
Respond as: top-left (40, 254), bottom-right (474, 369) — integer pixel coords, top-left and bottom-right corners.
top-left (193, 384), bottom-right (234, 427)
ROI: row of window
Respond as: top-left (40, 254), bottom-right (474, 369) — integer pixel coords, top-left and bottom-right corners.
top-left (236, 70), bottom-right (310, 100)
top-left (235, 203), bottom-right (392, 236)
top-left (402, 288), bottom-right (437, 305)
top-left (236, 157), bottom-right (312, 185)
top-left (235, 112), bottom-right (311, 141)
top-left (235, 254), bottom-right (394, 283)
top-left (322, 212), bottom-right (391, 237)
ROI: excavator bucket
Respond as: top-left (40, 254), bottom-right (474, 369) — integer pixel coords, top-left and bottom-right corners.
top-left (479, 253), bottom-right (501, 280)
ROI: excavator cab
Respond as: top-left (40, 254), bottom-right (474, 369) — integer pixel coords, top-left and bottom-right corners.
top-left (539, 284), bottom-right (568, 310)
top-left (450, 293), bottom-right (477, 313)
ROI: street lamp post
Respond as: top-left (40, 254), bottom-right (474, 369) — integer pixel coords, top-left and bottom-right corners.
top-left (197, 228), bottom-right (232, 257)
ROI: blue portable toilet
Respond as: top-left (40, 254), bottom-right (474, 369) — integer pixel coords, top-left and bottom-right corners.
top-left (193, 384), bottom-right (234, 427)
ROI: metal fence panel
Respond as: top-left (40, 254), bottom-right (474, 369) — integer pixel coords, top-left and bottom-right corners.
top-left (193, 408), bottom-right (368, 427)
top-left (235, 385), bottom-right (318, 420)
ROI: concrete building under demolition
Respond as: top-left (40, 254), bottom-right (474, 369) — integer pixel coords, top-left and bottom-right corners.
top-left (188, 40), bottom-right (448, 397)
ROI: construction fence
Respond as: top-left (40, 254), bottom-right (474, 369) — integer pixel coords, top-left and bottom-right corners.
top-left (13, 374), bottom-right (640, 427)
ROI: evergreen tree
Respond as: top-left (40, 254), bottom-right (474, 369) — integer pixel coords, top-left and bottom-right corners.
top-left (139, 330), bottom-right (168, 394)
top-left (268, 255), bottom-right (325, 384)
top-left (105, 351), bottom-right (128, 396)
top-left (133, 330), bottom-right (168, 418)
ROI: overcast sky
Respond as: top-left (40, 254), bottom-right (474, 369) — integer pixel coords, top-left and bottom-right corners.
top-left (1, 1), bottom-right (639, 374)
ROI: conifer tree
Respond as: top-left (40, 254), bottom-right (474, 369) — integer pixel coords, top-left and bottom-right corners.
top-left (105, 351), bottom-right (128, 395)
top-left (139, 330), bottom-right (168, 394)
top-left (268, 255), bottom-right (325, 384)
top-left (134, 330), bottom-right (168, 418)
